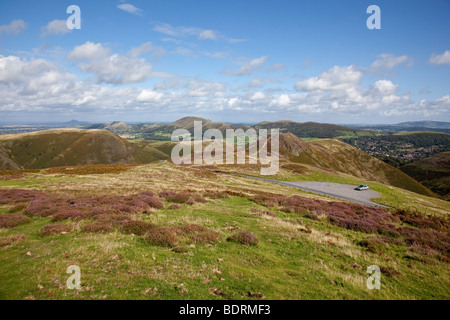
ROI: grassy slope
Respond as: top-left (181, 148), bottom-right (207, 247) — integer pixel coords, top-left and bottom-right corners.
top-left (0, 130), bottom-right (174, 170)
top-left (0, 163), bottom-right (449, 300)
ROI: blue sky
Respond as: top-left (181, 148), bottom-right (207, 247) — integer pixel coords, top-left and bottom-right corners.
top-left (0, 0), bottom-right (449, 124)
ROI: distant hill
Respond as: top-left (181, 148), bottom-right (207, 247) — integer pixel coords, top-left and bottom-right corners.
top-left (400, 152), bottom-right (450, 200)
top-left (140, 117), bottom-right (249, 140)
top-left (254, 121), bottom-right (375, 139)
top-left (86, 121), bottom-right (132, 132)
top-left (0, 129), bottom-right (171, 170)
top-left (348, 121), bottom-right (450, 134)
top-left (84, 117), bottom-right (374, 141)
top-left (62, 120), bottom-right (90, 126)
top-left (395, 121), bottom-right (450, 129)
top-left (167, 116), bottom-right (248, 133)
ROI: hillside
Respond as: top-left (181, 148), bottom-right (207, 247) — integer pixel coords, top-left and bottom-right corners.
top-left (254, 121), bottom-right (375, 139)
top-left (0, 129), bottom-right (435, 198)
top-left (266, 134), bottom-right (434, 197)
top-left (400, 152), bottom-right (450, 200)
top-left (0, 129), bottom-right (170, 170)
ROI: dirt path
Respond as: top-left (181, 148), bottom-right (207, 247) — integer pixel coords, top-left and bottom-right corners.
top-left (244, 176), bottom-right (389, 208)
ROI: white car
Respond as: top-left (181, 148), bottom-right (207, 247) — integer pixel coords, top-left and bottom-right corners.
top-left (355, 184), bottom-right (369, 191)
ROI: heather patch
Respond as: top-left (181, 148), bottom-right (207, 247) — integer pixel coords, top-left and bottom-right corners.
top-left (227, 232), bottom-right (259, 246)
top-left (40, 224), bottom-right (73, 236)
top-left (393, 209), bottom-right (448, 232)
top-left (144, 227), bottom-right (178, 247)
top-left (0, 189), bottom-right (48, 204)
top-left (120, 220), bottom-right (157, 236)
top-left (252, 192), bottom-right (450, 256)
top-left (0, 189), bottom-right (163, 222)
top-left (143, 224), bottom-right (221, 247)
top-left (0, 214), bottom-right (31, 228)
top-left (83, 222), bottom-right (114, 234)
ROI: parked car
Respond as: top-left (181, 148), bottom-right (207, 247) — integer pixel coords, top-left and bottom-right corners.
top-left (355, 184), bottom-right (369, 191)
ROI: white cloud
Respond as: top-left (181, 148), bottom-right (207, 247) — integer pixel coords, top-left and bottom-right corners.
top-left (154, 22), bottom-right (244, 43)
top-left (0, 20), bottom-right (27, 36)
top-left (429, 50), bottom-right (450, 66)
top-left (185, 80), bottom-right (227, 97)
top-left (128, 42), bottom-right (166, 59)
top-left (68, 42), bottom-right (152, 85)
top-left (1, 51), bottom-right (448, 122)
top-left (154, 23), bottom-right (200, 37)
top-left (368, 53), bottom-right (412, 72)
top-left (270, 94), bottom-right (291, 107)
top-left (371, 80), bottom-right (398, 95)
top-left (68, 41), bottom-right (110, 60)
top-left (117, 3), bottom-right (143, 16)
top-left (268, 63), bottom-right (286, 72)
top-left (41, 20), bottom-right (71, 37)
top-left (136, 89), bottom-right (163, 102)
top-left (198, 30), bottom-right (217, 40)
top-left (235, 56), bottom-right (268, 76)
top-left (295, 65), bottom-right (362, 92)
top-left (42, 20), bottom-right (69, 36)
top-left (250, 91), bottom-right (266, 100)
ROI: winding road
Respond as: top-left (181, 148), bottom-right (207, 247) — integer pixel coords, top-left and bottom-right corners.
top-left (244, 176), bottom-right (389, 208)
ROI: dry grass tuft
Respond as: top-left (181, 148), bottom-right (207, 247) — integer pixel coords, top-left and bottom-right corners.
top-left (0, 234), bottom-right (27, 247)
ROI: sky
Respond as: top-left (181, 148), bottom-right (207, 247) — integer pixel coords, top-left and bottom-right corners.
top-left (0, 0), bottom-right (449, 124)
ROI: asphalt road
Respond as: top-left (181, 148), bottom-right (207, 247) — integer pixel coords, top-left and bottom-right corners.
top-left (244, 176), bottom-right (389, 208)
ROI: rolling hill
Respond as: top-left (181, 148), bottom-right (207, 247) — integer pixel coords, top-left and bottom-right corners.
top-left (254, 120), bottom-right (375, 139)
top-left (266, 133), bottom-right (435, 197)
top-left (0, 127), bottom-right (435, 198)
top-left (400, 151), bottom-right (450, 200)
top-left (142, 116), bottom-right (249, 139)
top-left (0, 129), bottom-right (171, 170)
top-left (79, 117), bottom-right (375, 141)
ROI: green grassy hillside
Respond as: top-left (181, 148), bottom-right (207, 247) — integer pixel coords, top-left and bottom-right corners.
top-left (0, 129), bottom-right (171, 170)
